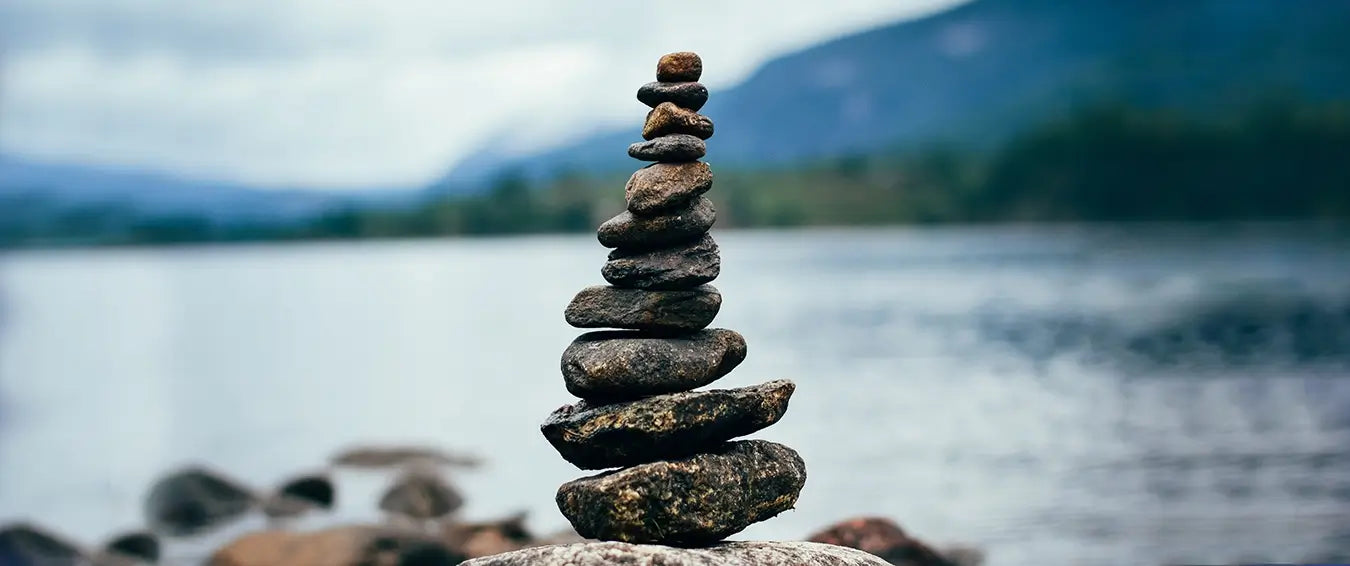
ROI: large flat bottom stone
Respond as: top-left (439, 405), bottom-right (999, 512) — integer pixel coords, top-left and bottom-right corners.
top-left (461, 541), bottom-right (891, 565)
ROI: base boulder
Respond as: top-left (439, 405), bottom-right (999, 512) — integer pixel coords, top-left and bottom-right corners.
top-left (462, 541), bottom-right (891, 565)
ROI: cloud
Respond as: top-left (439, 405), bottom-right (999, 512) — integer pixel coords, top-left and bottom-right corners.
top-left (0, 0), bottom-right (964, 188)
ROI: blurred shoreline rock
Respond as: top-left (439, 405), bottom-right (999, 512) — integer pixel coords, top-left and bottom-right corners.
top-left (331, 445), bottom-right (483, 469)
top-left (806, 516), bottom-right (982, 566)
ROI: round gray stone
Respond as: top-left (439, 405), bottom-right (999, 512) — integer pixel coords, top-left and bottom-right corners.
top-left (637, 81), bottom-right (710, 111)
top-left (597, 197), bottom-right (715, 251)
top-left (542, 380), bottom-right (795, 470)
top-left (461, 541), bottom-right (891, 565)
top-left (629, 134), bottom-right (707, 162)
top-left (564, 285), bottom-right (721, 333)
top-left (561, 328), bottom-right (747, 399)
top-left (602, 234), bottom-right (720, 290)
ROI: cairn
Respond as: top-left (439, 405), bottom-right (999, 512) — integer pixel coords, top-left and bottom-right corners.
top-left (542, 51), bottom-right (807, 546)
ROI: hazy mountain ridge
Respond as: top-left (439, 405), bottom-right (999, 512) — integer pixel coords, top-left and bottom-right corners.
top-left (435, 0), bottom-right (1350, 191)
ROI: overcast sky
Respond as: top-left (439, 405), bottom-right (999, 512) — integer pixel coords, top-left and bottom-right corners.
top-left (0, 0), bottom-right (964, 189)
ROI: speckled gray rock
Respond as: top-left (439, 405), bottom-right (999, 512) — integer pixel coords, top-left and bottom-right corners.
top-left (561, 329), bottom-right (747, 399)
top-left (564, 285), bottom-right (720, 333)
top-left (629, 134), bottom-right (707, 162)
top-left (598, 197), bottom-right (715, 251)
top-left (637, 81), bottom-right (710, 111)
top-left (461, 541), bottom-right (891, 566)
top-left (542, 380), bottom-right (795, 469)
top-left (626, 162), bottom-right (713, 216)
top-left (556, 440), bottom-right (806, 545)
top-left (602, 234), bottom-right (720, 290)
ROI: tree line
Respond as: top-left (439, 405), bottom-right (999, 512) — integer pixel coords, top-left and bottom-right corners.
top-left (3, 100), bottom-right (1348, 248)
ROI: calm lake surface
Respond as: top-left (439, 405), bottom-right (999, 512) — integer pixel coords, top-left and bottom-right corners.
top-left (1, 224), bottom-right (1348, 566)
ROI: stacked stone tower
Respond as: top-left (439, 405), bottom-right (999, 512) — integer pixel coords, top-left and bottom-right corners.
top-left (542, 52), bottom-right (807, 546)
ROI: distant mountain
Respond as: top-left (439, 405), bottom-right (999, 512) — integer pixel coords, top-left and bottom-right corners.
top-left (0, 154), bottom-right (424, 226)
top-left (435, 0), bottom-right (1350, 192)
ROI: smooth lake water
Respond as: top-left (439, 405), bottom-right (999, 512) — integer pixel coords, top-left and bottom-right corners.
top-left (1, 224), bottom-right (1349, 566)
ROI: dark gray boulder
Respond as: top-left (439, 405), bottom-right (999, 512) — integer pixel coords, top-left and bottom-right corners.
top-left (602, 234), bottom-right (720, 290)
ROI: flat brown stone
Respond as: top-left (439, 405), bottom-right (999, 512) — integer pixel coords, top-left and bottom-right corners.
top-left (625, 162), bottom-right (713, 216)
top-left (542, 380), bottom-right (795, 470)
top-left (643, 102), bottom-right (714, 140)
top-left (556, 440), bottom-right (806, 546)
top-left (636, 81), bottom-right (709, 111)
top-left (656, 52), bottom-right (702, 82)
top-left (598, 197), bottom-right (715, 251)
top-left (561, 328), bottom-right (747, 399)
top-left (564, 285), bottom-right (721, 333)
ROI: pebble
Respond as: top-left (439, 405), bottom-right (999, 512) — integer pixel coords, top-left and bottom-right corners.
top-left (643, 102), bottom-right (714, 140)
top-left (564, 285), bottom-right (721, 333)
top-left (542, 380), bottom-right (795, 469)
top-left (628, 134), bottom-right (706, 162)
top-left (657, 52), bottom-right (703, 82)
top-left (637, 81), bottom-right (709, 111)
top-left (598, 197), bottom-right (715, 251)
top-left (561, 328), bottom-right (747, 399)
top-left (625, 162), bottom-right (713, 216)
top-left (555, 440), bottom-right (806, 545)
top-left (602, 234), bottom-right (720, 290)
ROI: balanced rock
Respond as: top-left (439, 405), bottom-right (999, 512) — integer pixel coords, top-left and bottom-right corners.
top-left (565, 285), bottom-right (721, 333)
top-left (542, 380), bottom-right (795, 469)
top-left (629, 134), bottom-right (707, 162)
top-left (643, 102), bottom-right (714, 140)
top-left (625, 162), bottom-right (713, 216)
top-left (637, 81), bottom-right (709, 111)
top-left (602, 234), bottom-right (720, 290)
top-left (462, 541), bottom-right (891, 566)
top-left (557, 440), bottom-right (806, 545)
top-left (657, 52), bottom-right (703, 82)
top-left (598, 197), bottom-right (715, 250)
top-left (561, 328), bottom-right (746, 399)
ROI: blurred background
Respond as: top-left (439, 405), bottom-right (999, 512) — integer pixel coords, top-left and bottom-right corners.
top-left (2, 1), bottom-right (1349, 565)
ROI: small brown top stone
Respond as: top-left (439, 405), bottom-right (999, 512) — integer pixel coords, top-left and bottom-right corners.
top-left (656, 52), bottom-right (702, 82)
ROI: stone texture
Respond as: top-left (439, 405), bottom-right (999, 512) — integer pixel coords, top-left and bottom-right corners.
top-left (625, 162), bottom-right (713, 216)
top-left (144, 467), bottom-right (257, 537)
top-left (556, 440), bottom-right (806, 545)
top-left (629, 134), bottom-right (707, 162)
top-left (643, 102), bottom-right (714, 140)
top-left (542, 380), bottom-right (795, 469)
top-left (637, 81), bottom-right (709, 111)
top-left (561, 328), bottom-right (747, 399)
top-left (806, 517), bottom-right (972, 566)
top-left (656, 52), bottom-right (702, 82)
top-left (598, 197), bottom-right (715, 251)
top-left (602, 234), bottom-right (720, 290)
top-left (462, 541), bottom-right (891, 566)
top-left (564, 285), bottom-right (721, 333)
